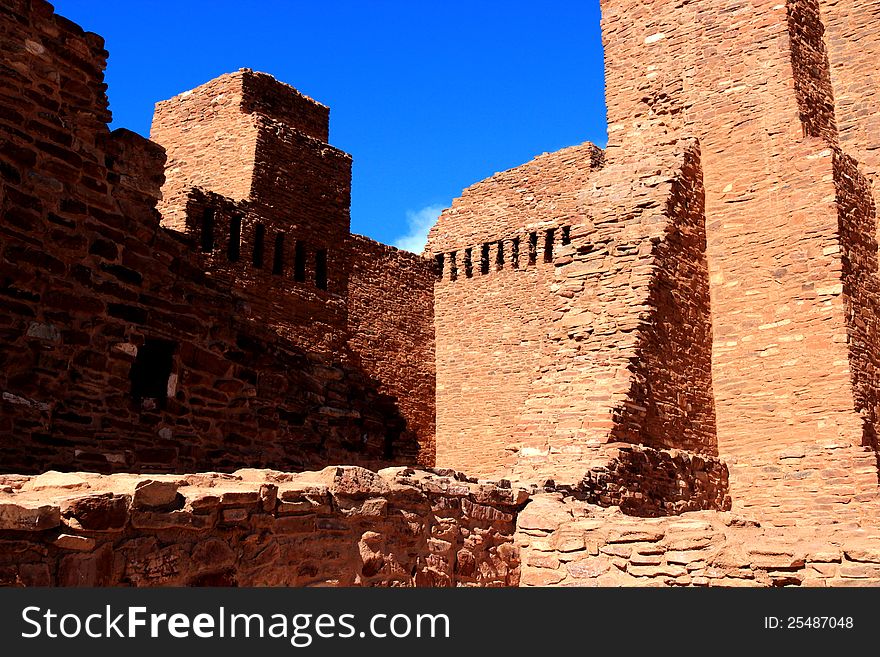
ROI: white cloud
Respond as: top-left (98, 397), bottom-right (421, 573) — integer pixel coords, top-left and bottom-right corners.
top-left (392, 204), bottom-right (445, 254)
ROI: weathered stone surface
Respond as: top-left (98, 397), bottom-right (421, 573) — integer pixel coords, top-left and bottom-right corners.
top-left (62, 494), bottom-right (129, 531)
top-left (565, 557), bottom-right (613, 579)
top-left (325, 467), bottom-right (391, 498)
top-left (517, 497), bottom-right (880, 587)
top-left (53, 534), bottom-right (96, 551)
top-left (3, 0), bottom-right (880, 591)
top-left (133, 480), bottom-right (180, 509)
top-left (0, 0), bottom-right (434, 476)
top-left (0, 468), bottom-right (524, 587)
top-left (21, 472), bottom-right (90, 492)
top-left (0, 503), bottom-right (60, 531)
top-left (516, 496), bottom-right (571, 531)
top-left (600, 0), bottom-right (880, 527)
top-left (429, 138), bottom-right (717, 487)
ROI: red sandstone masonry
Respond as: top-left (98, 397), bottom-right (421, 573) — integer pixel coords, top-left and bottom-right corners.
top-left (0, 0), bottom-right (433, 473)
top-left (151, 70), bottom-right (331, 233)
top-left (5, 0), bottom-right (880, 589)
top-left (150, 62), bottom-right (436, 460)
top-left (517, 494), bottom-right (880, 587)
top-left (428, 143), bottom-right (603, 480)
top-left (0, 467), bottom-right (524, 587)
top-left (0, 446), bottom-right (732, 587)
top-left (151, 72), bottom-right (260, 232)
top-left (181, 188), bottom-right (350, 356)
top-left (346, 235), bottom-right (436, 467)
top-left (820, 0), bottom-right (880, 218)
top-left (573, 444), bottom-right (730, 517)
top-left (428, 139), bottom-right (717, 484)
top-left (600, 0), bottom-right (880, 525)
top-left (152, 71), bottom-right (353, 356)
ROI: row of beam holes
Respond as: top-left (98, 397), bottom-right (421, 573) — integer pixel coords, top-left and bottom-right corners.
top-left (434, 226), bottom-right (571, 281)
top-left (201, 208), bottom-right (328, 290)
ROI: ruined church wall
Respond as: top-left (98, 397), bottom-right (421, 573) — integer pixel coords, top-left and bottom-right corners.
top-left (510, 142), bottom-right (719, 484)
top-left (820, 0), bottom-right (880, 214)
top-left (430, 140), bottom-right (717, 484)
top-left (152, 73), bottom-right (354, 356)
top-left (0, 467), bottom-right (523, 587)
top-left (834, 151), bottom-right (880, 452)
top-left (429, 143), bottom-right (606, 479)
top-left (179, 188), bottom-right (350, 356)
top-left (614, 144), bottom-right (716, 455)
top-left (599, 0), bottom-right (880, 525)
top-left (239, 69), bottom-right (329, 143)
top-left (0, 0), bottom-right (423, 474)
top-left (345, 234), bottom-right (436, 467)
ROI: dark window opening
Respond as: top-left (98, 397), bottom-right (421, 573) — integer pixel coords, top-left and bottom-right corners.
top-left (480, 243), bottom-right (490, 275)
top-left (201, 208), bottom-right (215, 253)
top-left (511, 237), bottom-right (520, 269)
top-left (294, 241), bottom-right (306, 282)
top-left (252, 224), bottom-right (265, 268)
top-left (561, 225), bottom-right (571, 246)
top-left (528, 232), bottom-right (538, 265)
top-left (496, 240), bottom-right (504, 270)
top-left (434, 253), bottom-right (445, 281)
top-left (383, 430), bottom-right (397, 460)
top-left (315, 249), bottom-right (328, 290)
top-left (544, 228), bottom-right (555, 263)
top-left (228, 215), bottom-right (241, 262)
top-left (130, 338), bottom-right (176, 408)
top-left (464, 248), bottom-right (473, 278)
top-left (272, 233), bottom-right (285, 275)
top-left (449, 251), bottom-right (458, 281)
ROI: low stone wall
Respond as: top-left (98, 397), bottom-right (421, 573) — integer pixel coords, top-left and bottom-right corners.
top-left (7, 461), bottom-right (869, 588)
top-left (517, 494), bottom-right (880, 586)
top-left (0, 467), bottom-right (526, 587)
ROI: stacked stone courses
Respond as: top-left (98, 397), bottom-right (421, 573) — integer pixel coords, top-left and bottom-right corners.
top-left (0, 0), bottom-right (434, 474)
top-left (2, 0), bottom-right (880, 587)
top-left (600, 0), bottom-right (880, 527)
top-left (428, 140), bottom-right (718, 485)
top-left (0, 467), bottom-right (524, 587)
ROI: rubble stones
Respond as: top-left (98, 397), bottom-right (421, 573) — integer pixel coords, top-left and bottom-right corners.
top-left (518, 495), bottom-right (880, 587)
top-left (0, 468), bottom-right (525, 587)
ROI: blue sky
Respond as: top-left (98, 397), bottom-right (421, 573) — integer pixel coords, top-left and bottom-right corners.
top-left (53, 1), bottom-right (608, 251)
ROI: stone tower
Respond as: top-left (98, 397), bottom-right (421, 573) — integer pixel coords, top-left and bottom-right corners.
top-left (600, 0), bottom-right (880, 524)
top-left (151, 70), bottom-right (352, 353)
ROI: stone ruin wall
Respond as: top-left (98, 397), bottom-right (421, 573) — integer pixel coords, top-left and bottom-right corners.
top-left (0, 448), bottom-right (733, 587)
top-left (151, 70), bottom-right (437, 466)
top-left (0, 467), bottom-right (524, 587)
top-left (518, 494), bottom-right (880, 587)
top-left (3, 0), bottom-right (880, 589)
top-left (428, 143), bottom-right (604, 481)
top-left (821, 0), bottom-right (880, 218)
top-left (600, 0), bottom-right (880, 526)
top-left (345, 235), bottom-right (436, 468)
top-left (428, 140), bottom-right (717, 485)
top-left (150, 72), bottom-right (262, 233)
top-left (0, 0), bottom-right (434, 474)
top-left (150, 69), bottom-right (353, 357)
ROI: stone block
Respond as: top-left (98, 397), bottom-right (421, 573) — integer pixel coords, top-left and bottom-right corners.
top-left (62, 494), bottom-right (128, 531)
top-left (0, 502), bottom-right (60, 531)
top-left (133, 480), bottom-right (179, 509)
